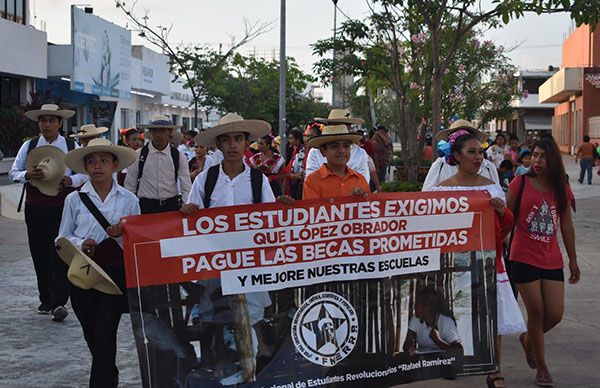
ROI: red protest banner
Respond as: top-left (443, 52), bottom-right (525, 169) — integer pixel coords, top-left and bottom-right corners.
top-left (122, 191), bottom-right (494, 291)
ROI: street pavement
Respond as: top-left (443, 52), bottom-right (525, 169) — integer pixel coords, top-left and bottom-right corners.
top-left (0, 158), bottom-right (598, 387)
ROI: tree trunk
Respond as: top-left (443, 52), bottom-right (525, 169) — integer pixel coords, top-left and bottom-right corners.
top-left (431, 74), bottom-right (443, 141)
top-left (368, 88), bottom-right (377, 127)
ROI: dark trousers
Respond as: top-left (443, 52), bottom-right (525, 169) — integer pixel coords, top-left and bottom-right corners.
top-left (70, 281), bottom-right (127, 388)
top-left (579, 157), bottom-right (594, 184)
top-left (377, 164), bottom-right (388, 182)
top-left (139, 196), bottom-right (182, 214)
top-left (24, 204), bottom-right (69, 308)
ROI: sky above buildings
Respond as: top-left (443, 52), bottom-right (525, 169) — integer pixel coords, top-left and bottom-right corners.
top-left (34, 0), bottom-right (573, 77)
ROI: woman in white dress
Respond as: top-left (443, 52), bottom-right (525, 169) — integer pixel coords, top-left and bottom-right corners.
top-left (424, 129), bottom-right (526, 388)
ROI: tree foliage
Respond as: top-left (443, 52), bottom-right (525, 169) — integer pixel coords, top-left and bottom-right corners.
top-left (312, 0), bottom-right (600, 181)
top-left (207, 54), bottom-right (330, 129)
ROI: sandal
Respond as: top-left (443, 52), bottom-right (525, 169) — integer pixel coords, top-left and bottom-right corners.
top-left (486, 375), bottom-right (506, 388)
top-left (520, 332), bottom-right (536, 369)
top-left (535, 369), bottom-right (554, 387)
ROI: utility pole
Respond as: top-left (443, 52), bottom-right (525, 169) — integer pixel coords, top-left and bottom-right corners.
top-left (331, 0), bottom-right (341, 108)
top-left (279, 0), bottom-right (287, 154)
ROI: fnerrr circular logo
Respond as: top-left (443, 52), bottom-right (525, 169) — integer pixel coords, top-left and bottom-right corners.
top-left (291, 291), bottom-right (358, 366)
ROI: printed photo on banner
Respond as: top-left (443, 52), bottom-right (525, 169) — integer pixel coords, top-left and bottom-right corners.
top-left (121, 191), bottom-right (498, 387)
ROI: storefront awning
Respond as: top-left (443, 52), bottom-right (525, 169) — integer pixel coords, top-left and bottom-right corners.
top-left (523, 116), bottom-right (552, 131)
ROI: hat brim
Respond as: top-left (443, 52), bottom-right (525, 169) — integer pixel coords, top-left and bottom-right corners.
top-left (435, 127), bottom-right (487, 142)
top-left (55, 238), bottom-right (122, 295)
top-left (314, 117), bottom-right (365, 125)
top-left (64, 143), bottom-right (137, 174)
top-left (25, 145), bottom-right (66, 196)
top-left (307, 133), bottom-right (363, 149)
top-left (144, 130), bottom-right (183, 145)
top-left (194, 120), bottom-right (271, 147)
top-left (70, 127), bottom-right (109, 139)
top-left (138, 124), bottom-right (182, 129)
top-left (25, 109), bottom-right (75, 121)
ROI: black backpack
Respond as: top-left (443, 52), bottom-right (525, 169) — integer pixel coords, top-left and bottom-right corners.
top-left (202, 164), bottom-right (263, 208)
top-left (135, 143), bottom-right (180, 195)
top-left (17, 136), bottom-right (76, 212)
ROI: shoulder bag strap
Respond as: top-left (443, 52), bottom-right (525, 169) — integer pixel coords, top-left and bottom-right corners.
top-left (135, 144), bottom-right (150, 196)
top-left (78, 192), bottom-right (111, 230)
top-left (250, 168), bottom-right (263, 204)
top-left (17, 138), bottom-right (40, 212)
top-left (170, 145), bottom-right (179, 184)
top-left (507, 175), bottom-right (527, 257)
top-left (203, 164), bottom-right (220, 209)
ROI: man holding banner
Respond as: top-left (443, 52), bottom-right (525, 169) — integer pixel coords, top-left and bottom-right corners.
top-left (181, 113), bottom-right (276, 383)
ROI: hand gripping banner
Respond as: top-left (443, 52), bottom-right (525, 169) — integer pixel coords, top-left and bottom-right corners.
top-left (122, 191), bottom-right (498, 387)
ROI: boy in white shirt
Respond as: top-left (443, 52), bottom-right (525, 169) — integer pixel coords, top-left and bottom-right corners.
top-left (57, 138), bottom-right (139, 387)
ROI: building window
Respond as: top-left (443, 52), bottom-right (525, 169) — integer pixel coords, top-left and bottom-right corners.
top-left (135, 110), bottom-right (141, 126)
top-left (121, 108), bottom-right (128, 129)
top-left (182, 117), bottom-right (190, 131)
top-left (2, 0), bottom-right (26, 24)
top-left (0, 77), bottom-right (20, 104)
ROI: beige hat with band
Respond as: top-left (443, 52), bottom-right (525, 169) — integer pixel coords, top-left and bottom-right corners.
top-left (314, 108), bottom-right (365, 125)
top-left (25, 104), bottom-right (75, 121)
top-left (55, 238), bottom-right (122, 295)
top-left (64, 138), bottom-right (137, 174)
top-left (307, 125), bottom-right (363, 149)
top-left (70, 124), bottom-right (109, 139)
top-left (25, 145), bottom-right (66, 196)
top-left (194, 112), bottom-right (271, 147)
top-left (435, 119), bottom-right (487, 142)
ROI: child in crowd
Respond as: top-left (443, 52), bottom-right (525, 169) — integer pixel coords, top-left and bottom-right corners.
top-left (515, 151), bottom-right (531, 176)
top-left (498, 159), bottom-right (515, 191)
top-left (302, 125), bottom-right (370, 199)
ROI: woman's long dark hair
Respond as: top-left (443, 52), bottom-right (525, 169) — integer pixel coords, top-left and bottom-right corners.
top-left (528, 137), bottom-right (568, 215)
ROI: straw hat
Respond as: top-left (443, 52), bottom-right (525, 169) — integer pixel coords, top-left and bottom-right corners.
top-left (194, 113), bottom-right (271, 147)
top-left (314, 108), bottom-right (365, 125)
top-left (70, 124), bottom-right (109, 139)
top-left (64, 138), bottom-right (137, 174)
top-left (25, 104), bottom-right (75, 122)
top-left (144, 129), bottom-right (184, 146)
top-left (138, 115), bottom-right (182, 130)
top-left (435, 119), bottom-right (487, 142)
top-left (25, 145), bottom-right (66, 196)
top-left (307, 125), bottom-right (363, 149)
top-left (55, 238), bottom-right (122, 295)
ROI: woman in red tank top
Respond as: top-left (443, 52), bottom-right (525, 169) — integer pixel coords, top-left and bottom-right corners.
top-left (507, 137), bottom-right (580, 387)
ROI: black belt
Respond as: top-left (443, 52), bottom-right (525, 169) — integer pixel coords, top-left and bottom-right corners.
top-left (139, 195), bottom-right (182, 207)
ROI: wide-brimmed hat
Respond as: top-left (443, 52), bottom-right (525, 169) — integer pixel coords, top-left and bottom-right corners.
top-left (194, 113), bottom-right (271, 147)
top-left (435, 119), bottom-right (487, 142)
top-left (70, 124), bottom-right (109, 139)
top-left (138, 115), bottom-right (182, 130)
top-left (314, 108), bottom-right (365, 125)
top-left (25, 104), bottom-right (75, 122)
top-left (25, 145), bottom-right (66, 196)
top-left (144, 129), bottom-right (183, 145)
top-left (64, 138), bottom-right (137, 174)
top-left (307, 125), bottom-right (363, 149)
top-left (55, 238), bottom-right (122, 295)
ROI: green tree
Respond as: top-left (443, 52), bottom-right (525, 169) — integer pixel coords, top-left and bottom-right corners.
top-left (208, 54), bottom-right (330, 129)
top-left (313, 0), bottom-right (599, 181)
top-left (115, 1), bottom-right (272, 128)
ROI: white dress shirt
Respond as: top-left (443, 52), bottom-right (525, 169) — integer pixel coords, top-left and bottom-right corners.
top-left (57, 180), bottom-right (141, 250)
top-left (187, 164), bottom-right (275, 208)
top-left (124, 142), bottom-right (191, 202)
top-left (422, 157), bottom-right (500, 192)
top-left (9, 135), bottom-right (88, 187)
top-left (304, 144), bottom-right (370, 182)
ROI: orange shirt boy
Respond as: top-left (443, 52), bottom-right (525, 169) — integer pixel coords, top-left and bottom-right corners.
top-left (302, 125), bottom-right (370, 200)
